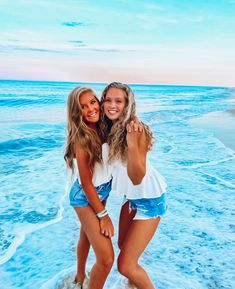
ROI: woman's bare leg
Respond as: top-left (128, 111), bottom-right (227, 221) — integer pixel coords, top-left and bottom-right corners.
top-left (117, 218), bottom-right (160, 289)
top-left (75, 200), bottom-right (107, 284)
top-left (118, 201), bottom-right (136, 249)
top-left (75, 205), bottom-right (114, 289)
top-left (118, 202), bottom-right (137, 287)
top-left (75, 225), bottom-right (90, 283)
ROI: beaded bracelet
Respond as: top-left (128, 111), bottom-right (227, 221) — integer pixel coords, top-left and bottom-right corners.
top-left (96, 209), bottom-right (108, 219)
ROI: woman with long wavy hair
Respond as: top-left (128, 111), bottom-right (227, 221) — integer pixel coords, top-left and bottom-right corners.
top-left (100, 82), bottom-right (167, 289)
top-left (64, 86), bottom-right (114, 289)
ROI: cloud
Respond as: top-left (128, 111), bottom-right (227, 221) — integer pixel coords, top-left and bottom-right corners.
top-left (0, 42), bottom-right (129, 55)
top-left (16, 47), bottom-right (62, 53)
top-left (69, 40), bottom-right (83, 44)
top-left (68, 40), bottom-right (86, 47)
top-left (86, 48), bottom-right (121, 53)
top-left (80, 44), bottom-right (136, 53)
top-left (62, 21), bottom-right (85, 27)
top-left (0, 45), bottom-right (62, 54)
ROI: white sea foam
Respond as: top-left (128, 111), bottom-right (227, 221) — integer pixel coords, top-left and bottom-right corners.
top-left (0, 185), bottom-right (67, 265)
top-left (199, 172), bottom-right (235, 189)
top-left (176, 156), bottom-right (235, 169)
top-left (39, 266), bottom-right (76, 289)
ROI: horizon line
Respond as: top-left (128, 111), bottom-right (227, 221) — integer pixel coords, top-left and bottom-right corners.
top-left (0, 78), bottom-right (234, 89)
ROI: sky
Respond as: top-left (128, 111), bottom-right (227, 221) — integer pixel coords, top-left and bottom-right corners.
top-left (0, 0), bottom-right (235, 86)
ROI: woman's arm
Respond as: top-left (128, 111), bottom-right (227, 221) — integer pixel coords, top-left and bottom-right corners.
top-left (75, 144), bottom-right (114, 237)
top-left (76, 145), bottom-right (105, 213)
top-left (126, 121), bottom-right (148, 185)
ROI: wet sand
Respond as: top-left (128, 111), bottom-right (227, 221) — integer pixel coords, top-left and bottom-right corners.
top-left (190, 109), bottom-right (235, 152)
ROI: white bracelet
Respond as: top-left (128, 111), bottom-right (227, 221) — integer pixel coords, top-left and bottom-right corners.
top-left (96, 209), bottom-right (108, 219)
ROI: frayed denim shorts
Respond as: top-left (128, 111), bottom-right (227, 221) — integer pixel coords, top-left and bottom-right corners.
top-left (69, 179), bottom-right (112, 207)
top-left (125, 193), bottom-right (167, 220)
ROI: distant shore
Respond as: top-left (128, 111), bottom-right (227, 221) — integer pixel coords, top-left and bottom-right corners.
top-left (190, 109), bottom-right (235, 152)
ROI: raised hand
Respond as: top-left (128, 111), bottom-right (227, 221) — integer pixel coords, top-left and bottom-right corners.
top-left (126, 120), bottom-right (148, 185)
top-left (126, 120), bottom-right (144, 148)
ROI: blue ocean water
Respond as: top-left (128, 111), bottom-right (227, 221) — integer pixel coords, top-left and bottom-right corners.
top-left (0, 80), bottom-right (235, 289)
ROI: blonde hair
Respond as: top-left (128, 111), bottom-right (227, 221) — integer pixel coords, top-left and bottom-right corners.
top-left (64, 86), bottom-right (102, 174)
top-left (100, 82), bottom-right (154, 162)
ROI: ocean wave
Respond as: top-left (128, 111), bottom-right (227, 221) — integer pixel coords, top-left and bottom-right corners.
top-left (0, 96), bottom-right (64, 107)
top-left (173, 156), bottom-right (235, 169)
top-left (196, 171), bottom-right (235, 189)
top-left (39, 267), bottom-right (76, 289)
top-left (0, 207), bottom-right (58, 224)
top-left (0, 135), bottom-right (64, 155)
top-left (0, 186), bottom-right (67, 266)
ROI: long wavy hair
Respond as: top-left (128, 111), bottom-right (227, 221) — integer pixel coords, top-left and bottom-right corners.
top-left (100, 82), bottom-right (154, 163)
top-left (64, 86), bottom-right (102, 174)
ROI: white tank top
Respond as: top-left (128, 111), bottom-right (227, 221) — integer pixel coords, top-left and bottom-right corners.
top-left (111, 157), bottom-right (167, 199)
top-left (74, 143), bottom-right (112, 187)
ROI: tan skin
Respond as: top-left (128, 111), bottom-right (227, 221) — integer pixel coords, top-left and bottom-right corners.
top-left (73, 91), bottom-right (114, 289)
top-left (126, 120), bottom-right (148, 185)
top-left (103, 88), bottom-right (160, 289)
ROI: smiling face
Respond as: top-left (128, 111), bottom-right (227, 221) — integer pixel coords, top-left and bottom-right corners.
top-left (79, 91), bottom-right (100, 126)
top-left (103, 87), bottom-right (126, 122)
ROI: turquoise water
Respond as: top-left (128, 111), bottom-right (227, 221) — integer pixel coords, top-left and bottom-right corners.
top-left (0, 80), bottom-right (235, 289)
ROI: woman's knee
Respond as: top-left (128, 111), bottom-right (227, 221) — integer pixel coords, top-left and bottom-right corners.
top-left (118, 238), bottom-right (123, 250)
top-left (117, 254), bottom-right (135, 277)
top-left (98, 250), bottom-right (114, 271)
top-left (77, 234), bottom-right (90, 251)
top-left (79, 232), bottom-right (88, 244)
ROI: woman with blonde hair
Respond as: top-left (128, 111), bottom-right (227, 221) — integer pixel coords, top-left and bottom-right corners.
top-left (64, 86), bottom-right (114, 289)
top-left (100, 82), bottom-right (167, 289)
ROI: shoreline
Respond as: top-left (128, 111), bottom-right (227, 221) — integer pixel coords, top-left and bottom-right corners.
top-left (189, 109), bottom-right (235, 152)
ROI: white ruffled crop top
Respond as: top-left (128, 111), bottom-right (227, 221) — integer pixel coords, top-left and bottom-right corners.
top-left (111, 157), bottom-right (167, 199)
top-left (74, 143), bottom-right (112, 187)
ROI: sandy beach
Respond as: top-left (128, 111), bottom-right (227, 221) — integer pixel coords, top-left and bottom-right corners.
top-left (190, 109), bottom-right (235, 152)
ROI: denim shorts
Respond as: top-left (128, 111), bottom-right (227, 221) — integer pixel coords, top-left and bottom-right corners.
top-left (69, 179), bottom-right (112, 207)
top-left (126, 193), bottom-right (167, 220)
